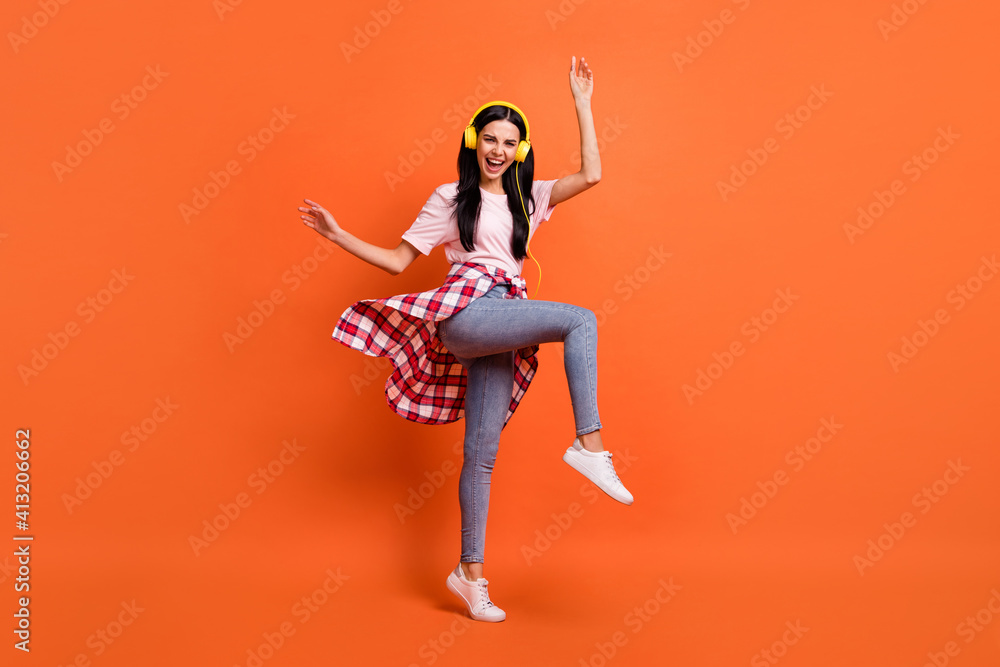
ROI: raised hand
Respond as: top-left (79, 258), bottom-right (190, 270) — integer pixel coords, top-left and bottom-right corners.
top-left (298, 198), bottom-right (342, 242)
top-left (569, 55), bottom-right (594, 103)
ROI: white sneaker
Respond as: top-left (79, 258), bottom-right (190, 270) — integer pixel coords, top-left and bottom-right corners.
top-left (446, 564), bottom-right (506, 622)
top-left (563, 439), bottom-right (634, 505)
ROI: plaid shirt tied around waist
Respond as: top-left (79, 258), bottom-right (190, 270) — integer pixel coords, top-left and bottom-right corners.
top-left (331, 261), bottom-right (539, 428)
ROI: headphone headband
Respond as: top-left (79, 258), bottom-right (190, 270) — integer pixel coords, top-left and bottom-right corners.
top-left (467, 100), bottom-right (530, 141)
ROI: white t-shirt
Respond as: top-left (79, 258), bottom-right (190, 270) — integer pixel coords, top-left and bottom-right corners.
top-left (401, 180), bottom-right (557, 276)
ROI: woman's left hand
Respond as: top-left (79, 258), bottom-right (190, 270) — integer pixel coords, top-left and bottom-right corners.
top-left (569, 55), bottom-right (594, 103)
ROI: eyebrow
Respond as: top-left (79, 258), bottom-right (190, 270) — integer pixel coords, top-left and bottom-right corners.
top-left (483, 133), bottom-right (517, 143)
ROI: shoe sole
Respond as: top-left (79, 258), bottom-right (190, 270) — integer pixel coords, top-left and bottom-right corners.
top-left (446, 573), bottom-right (506, 622)
top-left (563, 451), bottom-right (634, 505)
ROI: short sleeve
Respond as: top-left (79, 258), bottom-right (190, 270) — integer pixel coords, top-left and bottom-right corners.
top-left (402, 185), bottom-right (456, 255)
top-left (530, 179), bottom-right (558, 227)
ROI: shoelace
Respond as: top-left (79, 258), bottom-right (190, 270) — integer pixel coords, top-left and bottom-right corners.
top-left (476, 579), bottom-right (496, 610)
top-left (600, 452), bottom-right (622, 485)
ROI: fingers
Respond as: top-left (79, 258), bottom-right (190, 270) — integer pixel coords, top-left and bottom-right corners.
top-left (299, 198), bottom-right (333, 237)
top-left (299, 199), bottom-right (319, 225)
top-left (569, 56), bottom-right (593, 80)
top-left (301, 198), bottom-right (328, 221)
top-left (303, 197), bottom-right (328, 213)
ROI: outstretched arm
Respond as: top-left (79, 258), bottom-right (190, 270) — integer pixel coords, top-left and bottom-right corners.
top-left (298, 198), bottom-right (419, 276)
top-left (550, 55), bottom-right (601, 207)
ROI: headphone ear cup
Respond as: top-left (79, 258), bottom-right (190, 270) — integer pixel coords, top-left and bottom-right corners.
top-left (515, 140), bottom-right (530, 163)
top-left (464, 125), bottom-right (478, 151)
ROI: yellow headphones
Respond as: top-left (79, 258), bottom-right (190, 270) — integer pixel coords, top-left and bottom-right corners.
top-left (464, 100), bottom-right (532, 162)
top-left (464, 100), bottom-right (542, 298)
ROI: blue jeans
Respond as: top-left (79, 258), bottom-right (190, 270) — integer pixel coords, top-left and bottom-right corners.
top-left (436, 283), bottom-right (602, 563)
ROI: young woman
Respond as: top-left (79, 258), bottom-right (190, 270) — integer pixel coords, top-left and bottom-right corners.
top-left (297, 56), bottom-right (632, 623)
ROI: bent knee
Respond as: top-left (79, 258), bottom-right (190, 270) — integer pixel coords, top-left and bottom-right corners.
top-left (573, 306), bottom-right (598, 333)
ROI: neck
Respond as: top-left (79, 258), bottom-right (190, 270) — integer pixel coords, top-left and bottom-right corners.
top-left (479, 178), bottom-right (504, 195)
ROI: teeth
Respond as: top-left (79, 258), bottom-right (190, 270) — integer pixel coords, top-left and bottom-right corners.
top-left (487, 158), bottom-right (503, 166)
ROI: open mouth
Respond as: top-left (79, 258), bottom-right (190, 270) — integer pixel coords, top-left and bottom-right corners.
top-left (485, 157), bottom-right (505, 173)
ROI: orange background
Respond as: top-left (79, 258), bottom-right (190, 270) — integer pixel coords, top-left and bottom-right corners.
top-left (4, 0), bottom-right (999, 665)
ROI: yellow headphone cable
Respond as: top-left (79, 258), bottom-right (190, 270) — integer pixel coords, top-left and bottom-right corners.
top-left (515, 161), bottom-right (542, 299)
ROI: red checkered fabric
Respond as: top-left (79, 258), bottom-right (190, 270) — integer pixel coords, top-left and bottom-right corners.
top-left (332, 261), bottom-right (539, 428)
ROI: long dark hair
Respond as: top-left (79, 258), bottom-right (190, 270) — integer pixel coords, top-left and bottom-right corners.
top-left (452, 104), bottom-right (536, 261)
